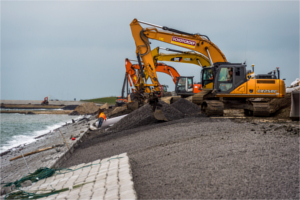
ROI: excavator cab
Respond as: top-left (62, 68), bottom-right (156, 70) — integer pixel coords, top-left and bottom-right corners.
top-left (211, 63), bottom-right (285, 98)
top-left (175, 76), bottom-right (193, 97)
top-left (41, 97), bottom-right (49, 105)
top-left (213, 63), bottom-right (247, 94)
top-left (175, 76), bottom-right (202, 97)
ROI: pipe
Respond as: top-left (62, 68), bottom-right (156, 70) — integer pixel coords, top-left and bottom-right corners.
top-left (99, 114), bottom-right (128, 129)
top-left (137, 20), bottom-right (210, 40)
top-left (205, 47), bottom-right (213, 66)
top-left (127, 74), bottom-right (129, 96)
top-left (121, 73), bottom-right (127, 99)
top-left (196, 59), bottom-right (203, 68)
top-left (138, 20), bottom-right (163, 29)
top-left (159, 47), bottom-right (185, 53)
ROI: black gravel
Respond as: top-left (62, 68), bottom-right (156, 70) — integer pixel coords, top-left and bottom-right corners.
top-left (61, 105), bottom-right (79, 110)
top-left (109, 102), bottom-right (184, 132)
top-left (108, 104), bottom-right (156, 132)
top-left (159, 101), bottom-right (184, 121)
top-left (171, 98), bottom-right (203, 115)
top-left (60, 118), bottom-right (299, 199)
top-left (68, 111), bottom-right (80, 115)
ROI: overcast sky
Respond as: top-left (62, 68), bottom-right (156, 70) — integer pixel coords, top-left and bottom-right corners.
top-left (1, 1), bottom-right (299, 100)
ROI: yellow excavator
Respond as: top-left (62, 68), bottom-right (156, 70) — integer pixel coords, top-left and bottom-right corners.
top-left (153, 46), bottom-right (256, 97)
top-left (152, 47), bottom-right (208, 97)
top-left (128, 46), bottom-right (211, 97)
top-left (130, 19), bottom-right (286, 116)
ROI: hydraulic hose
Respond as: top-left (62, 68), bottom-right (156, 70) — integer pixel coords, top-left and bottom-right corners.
top-left (162, 26), bottom-right (210, 41)
top-left (137, 53), bottom-right (145, 78)
top-left (157, 82), bottom-right (163, 98)
top-left (139, 29), bottom-right (151, 56)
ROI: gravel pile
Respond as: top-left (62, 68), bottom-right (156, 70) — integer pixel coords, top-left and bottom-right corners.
top-left (61, 105), bottom-right (79, 110)
top-left (71, 102), bottom-right (99, 115)
top-left (171, 98), bottom-right (202, 115)
top-left (109, 104), bottom-right (155, 132)
top-left (159, 101), bottom-right (184, 121)
top-left (109, 101), bottom-right (184, 132)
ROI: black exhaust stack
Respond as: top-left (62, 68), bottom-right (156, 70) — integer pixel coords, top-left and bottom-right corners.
top-left (276, 67), bottom-right (280, 79)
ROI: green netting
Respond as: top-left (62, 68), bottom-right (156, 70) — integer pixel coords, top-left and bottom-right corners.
top-left (4, 181), bottom-right (94, 199)
top-left (3, 157), bottom-right (123, 199)
top-left (3, 168), bottom-right (55, 188)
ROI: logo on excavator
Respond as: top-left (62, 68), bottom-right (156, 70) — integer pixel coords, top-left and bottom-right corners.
top-left (257, 90), bottom-right (277, 93)
top-left (171, 36), bottom-right (196, 48)
top-left (171, 57), bottom-right (182, 62)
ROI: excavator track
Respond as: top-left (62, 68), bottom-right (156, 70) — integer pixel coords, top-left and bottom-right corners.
top-left (202, 100), bottom-right (224, 116)
top-left (251, 102), bottom-right (270, 117)
top-left (192, 89), bottom-right (213, 105)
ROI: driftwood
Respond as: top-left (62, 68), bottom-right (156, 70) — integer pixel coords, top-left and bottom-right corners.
top-left (9, 147), bottom-right (53, 161)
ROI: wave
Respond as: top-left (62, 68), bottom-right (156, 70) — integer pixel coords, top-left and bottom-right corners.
top-left (0, 115), bottom-right (85, 153)
top-left (0, 108), bottom-right (63, 111)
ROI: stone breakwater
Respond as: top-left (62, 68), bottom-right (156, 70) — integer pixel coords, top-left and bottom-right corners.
top-left (0, 116), bottom-right (97, 195)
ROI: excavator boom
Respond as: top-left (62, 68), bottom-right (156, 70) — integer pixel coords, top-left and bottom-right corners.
top-left (131, 19), bottom-right (227, 65)
top-left (151, 47), bottom-right (211, 67)
top-left (130, 19), bottom-right (227, 97)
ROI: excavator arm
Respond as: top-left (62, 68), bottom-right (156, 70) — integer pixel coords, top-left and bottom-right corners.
top-left (130, 20), bottom-right (161, 94)
top-left (151, 47), bottom-right (211, 67)
top-left (130, 18), bottom-right (227, 97)
top-left (125, 58), bottom-right (180, 89)
top-left (130, 19), bottom-right (227, 66)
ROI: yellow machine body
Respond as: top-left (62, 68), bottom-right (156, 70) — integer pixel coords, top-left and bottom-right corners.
top-left (217, 79), bottom-right (286, 98)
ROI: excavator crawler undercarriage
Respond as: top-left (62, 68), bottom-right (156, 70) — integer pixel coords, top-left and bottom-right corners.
top-left (200, 98), bottom-right (274, 117)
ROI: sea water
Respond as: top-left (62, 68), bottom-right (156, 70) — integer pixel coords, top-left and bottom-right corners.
top-left (0, 113), bottom-right (81, 153)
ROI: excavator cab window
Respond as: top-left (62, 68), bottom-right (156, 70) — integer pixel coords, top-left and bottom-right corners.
top-left (215, 65), bottom-right (247, 93)
top-left (202, 68), bottom-right (214, 87)
top-left (178, 77), bottom-right (186, 86)
top-left (218, 67), bottom-right (233, 92)
top-left (176, 77), bottom-right (186, 93)
top-left (188, 78), bottom-right (193, 89)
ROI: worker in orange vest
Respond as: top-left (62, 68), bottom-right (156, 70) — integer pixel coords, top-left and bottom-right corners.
top-left (98, 111), bottom-right (107, 128)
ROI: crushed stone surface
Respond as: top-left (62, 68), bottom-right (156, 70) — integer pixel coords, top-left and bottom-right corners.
top-left (108, 102), bottom-right (184, 132)
top-left (171, 98), bottom-right (203, 115)
top-left (108, 104), bottom-right (156, 132)
top-left (60, 117), bottom-right (299, 199)
top-left (159, 100), bottom-right (184, 121)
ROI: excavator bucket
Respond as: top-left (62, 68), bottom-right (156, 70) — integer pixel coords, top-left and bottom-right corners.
top-left (127, 101), bottom-right (139, 111)
top-left (153, 108), bottom-right (168, 121)
top-left (290, 91), bottom-right (300, 120)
